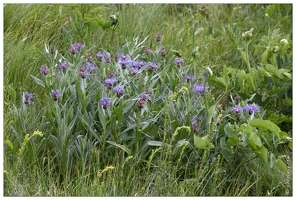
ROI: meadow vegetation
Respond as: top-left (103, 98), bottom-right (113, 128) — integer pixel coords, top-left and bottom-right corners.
top-left (3, 4), bottom-right (292, 196)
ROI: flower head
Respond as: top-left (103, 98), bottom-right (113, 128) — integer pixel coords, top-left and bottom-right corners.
top-left (113, 85), bottom-right (124, 97)
top-left (97, 52), bottom-right (104, 60)
top-left (147, 62), bottom-right (158, 70)
top-left (194, 84), bottom-right (209, 94)
top-left (184, 74), bottom-right (193, 81)
top-left (244, 104), bottom-right (260, 115)
top-left (50, 90), bottom-right (61, 101)
top-left (156, 33), bottom-right (162, 42)
top-left (161, 47), bottom-right (166, 57)
top-left (79, 67), bottom-right (91, 79)
top-left (24, 92), bottom-right (34, 104)
top-left (86, 54), bottom-right (93, 63)
top-left (104, 77), bottom-right (118, 88)
top-left (40, 66), bottom-right (50, 75)
top-left (108, 70), bottom-right (115, 78)
top-left (86, 62), bottom-right (98, 73)
top-left (232, 106), bottom-right (243, 114)
top-left (145, 47), bottom-right (152, 55)
top-left (70, 43), bottom-right (85, 54)
top-left (99, 97), bottom-right (112, 109)
top-left (103, 53), bottom-right (111, 63)
top-left (175, 58), bottom-right (184, 67)
top-left (130, 68), bottom-right (139, 76)
top-left (59, 62), bottom-right (67, 71)
top-left (139, 94), bottom-right (147, 100)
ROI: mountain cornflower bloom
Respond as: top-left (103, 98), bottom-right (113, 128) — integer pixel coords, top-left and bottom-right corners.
top-left (161, 47), bottom-right (166, 57)
top-left (113, 85), bottom-right (124, 97)
top-left (244, 104), bottom-right (260, 115)
top-left (130, 61), bottom-right (141, 68)
top-left (114, 53), bottom-right (119, 62)
top-left (232, 106), bottom-right (243, 114)
top-left (24, 92), bottom-right (34, 104)
top-left (139, 94), bottom-right (147, 100)
top-left (70, 43), bottom-right (85, 54)
top-left (104, 77), bottom-right (118, 88)
top-left (156, 33), bottom-right (162, 42)
top-left (108, 70), bottom-right (115, 78)
top-left (40, 66), bottom-right (50, 75)
top-left (79, 67), bottom-right (91, 79)
top-left (147, 62), bottom-right (158, 70)
top-left (59, 62), bottom-right (67, 71)
top-left (130, 68), bottom-right (139, 76)
top-left (138, 61), bottom-right (146, 67)
top-left (86, 62), bottom-right (98, 73)
top-left (175, 58), bottom-right (184, 67)
top-left (194, 84), bottom-right (209, 94)
top-left (184, 74), bottom-right (193, 82)
top-left (119, 60), bottom-right (129, 69)
top-left (145, 47), bottom-right (152, 55)
top-left (86, 54), bottom-right (93, 63)
top-left (99, 97), bottom-right (112, 109)
top-left (50, 90), bottom-right (61, 101)
top-left (97, 52), bottom-right (104, 60)
top-left (103, 53), bottom-right (111, 63)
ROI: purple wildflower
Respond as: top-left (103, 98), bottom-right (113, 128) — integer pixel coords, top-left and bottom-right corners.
top-left (161, 47), bottom-right (166, 57)
top-left (119, 60), bottom-right (129, 69)
top-left (113, 85), bottom-right (124, 97)
top-left (130, 61), bottom-right (141, 68)
top-left (232, 106), bottom-right (243, 114)
top-left (99, 97), bottom-right (112, 109)
top-left (86, 62), bottom-right (98, 73)
top-left (244, 104), bottom-right (260, 115)
top-left (97, 52), bottom-right (104, 60)
top-left (184, 74), bottom-right (193, 82)
top-left (108, 70), bottom-right (115, 78)
top-left (24, 92), bottom-right (34, 105)
top-left (86, 54), bottom-right (93, 63)
top-left (156, 33), bottom-right (162, 42)
top-left (147, 62), bottom-right (158, 70)
top-left (104, 77), bottom-right (118, 88)
top-left (59, 62), bottom-right (67, 71)
top-left (114, 53), bottom-right (119, 62)
top-left (139, 94), bottom-right (147, 100)
top-left (194, 84), bottom-right (209, 94)
top-left (79, 67), bottom-right (91, 79)
top-left (50, 90), bottom-right (61, 101)
top-left (130, 68), bottom-right (139, 76)
top-left (145, 48), bottom-right (152, 55)
top-left (70, 43), bottom-right (85, 54)
top-left (40, 66), bottom-right (50, 75)
top-left (103, 53), bottom-right (111, 63)
top-left (175, 58), bottom-right (184, 67)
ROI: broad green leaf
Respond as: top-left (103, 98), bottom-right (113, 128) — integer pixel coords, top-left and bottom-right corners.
top-left (288, 140), bottom-right (292, 150)
top-left (84, 17), bottom-right (99, 31)
top-left (73, 9), bottom-right (83, 22)
top-left (194, 135), bottom-right (214, 150)
top-left (239, 49), bottom-right (248, 65)
top-left (275, 159), bottom-right (288, 174)
top-left (249, 132), bottom-right (262, 147)
top-left (257, 146), bottom-right (268, 165)
top-left (103, 21), bottom-right (113, 29)
top-left (107, 141), bottom-right (131, 155)
top-left (261, 49), bottom-right (268, 64)
top-left (30, 75), bottom-right (45, 88)
top-left (269, 152), bottom-right (276, 168)
top-left (207, 105), bottom-right (215, 125)
top-left (249, 119), bottom-right (280, 134)
top-left (224, 125), bottom-right (235, 137)
top-left (95, 17), bottom-right (105, 27)
top-left (220, 137), bottom-right (233, 162)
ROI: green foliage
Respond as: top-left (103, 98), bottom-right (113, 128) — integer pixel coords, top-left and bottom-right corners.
top-left (4, 4), bottom-right (292, 196)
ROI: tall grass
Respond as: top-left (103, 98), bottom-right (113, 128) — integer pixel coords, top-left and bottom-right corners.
top-left (4, 4), bottom-right (292, 196)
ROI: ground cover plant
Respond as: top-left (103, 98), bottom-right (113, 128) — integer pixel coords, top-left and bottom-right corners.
top-left (3, 4), bottom-right (292, 196)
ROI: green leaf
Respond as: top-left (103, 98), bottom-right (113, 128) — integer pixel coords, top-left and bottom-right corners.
top-left (30, 75), bottom-right (45, 87)
top-left (147, 141), bottom-right (171, 147)
top-left (249, 119), bottom-right (280, 134)
top-left (261, 49), bottom-right (269, 64)
top-left (224, 125), bottom-right (235, 137)
top-left (249, 132), bottom-right (262, 147)
top-left (275, 159), bottom-right (288, 174)
top-left (194, 27), bottom-right (204, 36)
top-left (239, 49), bottom-right (248, 65)
top-left (194, 135), bottom-right (215, 150)
top-left (220, 137), bottom-right (233, 162)
top-left (107, 141), bottom-right (131, 155)
top-left (4, 140), bottom-right (14, 150)
top-left (84, 17), bottom-right (99, 31)
top-left (95, 17), bottom-right (105, 27)
top-left (103, 21), bottom-right (113, 29)
top-left (207, 105), bottom-right (215, 125)
top-left (257, 146), bottom-right (268, 165)
top-left (73, 9), bottom-right (83, 22)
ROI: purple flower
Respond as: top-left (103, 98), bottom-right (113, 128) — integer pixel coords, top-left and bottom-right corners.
top-left (59, 62), bottom-right (67, 71)
top-left (145, 48), bottom-right (152, 55)
top-left (24, 92), bottom-right (34, 104)
top-left (86, 54), bottom-right (93, 63)
top-left (232, 106), bottom-right (243, 114)
top-left (103, 53), bottom-right (111, 63)
top-left (40, 66), bottom-right (50, 75)
top-left (86, 62), bottom-right (98, 73)
top-left (184, 74), bottom-right (192, 81)
top-left (79, 67), bottom-right (91, 79)
top-left (130, 68), bottom-right (139, 76)
top-left (114, 53), bottom-right (119, 62)
top-left (194, 84), bottom-right (209, 94)
top-left (147, 62), bottom-right (158, 70)
top-left (113, 85), bottom-right (124, 97)
top-left (99, 97), bottom-right (112, 109)
top-left (161, 47), bottom-right (166, 57)
top-left (104, 77), bottom-right (118, 88)
top-left (120, 54), bottom-right (131, 61)
top-left (175, 58), bottom-right (184, 67)
top-left (244, 104), bottom-right (260, 115)
top-left (156, 33), bottom-right (162, 42)
top-left (108, 70), bottom-right (115, 78)
top-left (70, 43), bottom-right (85, 54)
top-left (139, 94), bottom-right (147, 100)
top-left (97, 52), bottom-right (104, 60)
top-left (130, 61), bottom-right (141, 68)
top-left (50, 90), bottom-right (61, 101)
